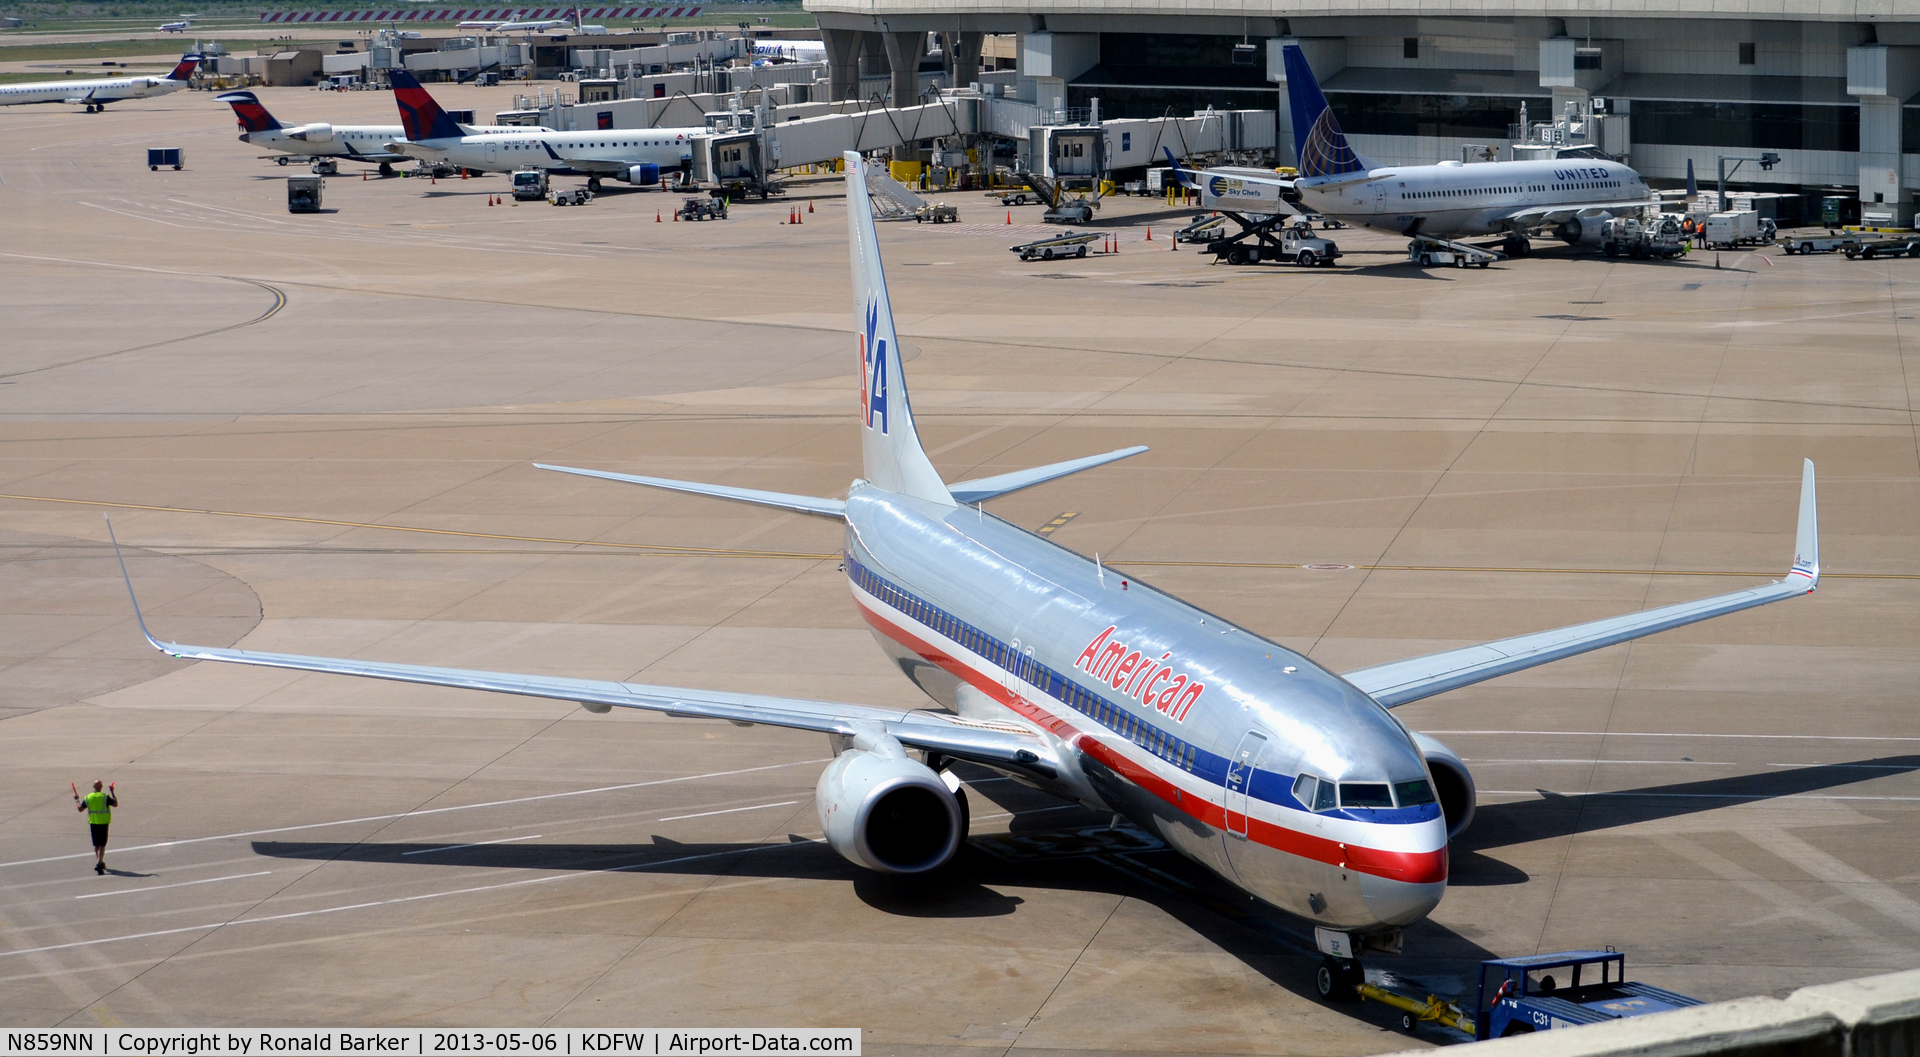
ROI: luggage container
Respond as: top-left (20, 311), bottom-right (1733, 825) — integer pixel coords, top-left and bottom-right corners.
top-left (147, 148), bottom-right (183, 171)
top-left (287, 174), bottom-right (323, 213)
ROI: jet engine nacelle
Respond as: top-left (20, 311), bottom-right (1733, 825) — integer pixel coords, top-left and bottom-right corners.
top-left (816, 735), bottom-right (963, 874)
top-left (1554, 213), bottom-right (1611, 247)
top-left (619, 163), bottom-right (660, 186)
top-left (1411, 731), bottom-right (1476, 838)
top-left (290, 123), bottom-right (333, 144)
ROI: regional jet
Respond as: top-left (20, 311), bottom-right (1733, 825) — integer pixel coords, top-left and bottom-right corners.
top-left (116, 151), bottom-right (1821, 1001)
top-left (1170, 44), bottom-right (1659, 257)
top-left (750, 39), bottom-right (826, 64)
top-left (384, 69), bottom-right (698, 191)
top-left (220, 90), bottom-right (548, 175)
top-left (159, 19), bottom-right (191, 32)
top-left (0, 54), bottom-right (199, 112)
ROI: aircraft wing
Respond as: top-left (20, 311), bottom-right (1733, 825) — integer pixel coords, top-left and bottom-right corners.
top-left (949, 446), bottom-right (1148, 504)
top-left (1499, 197), bottom-right (1663, 228)
top-left (383, 140), bottom-right (441, 158)
top-left (1344, 460), bottom-right (1818, 709)
top-left (109, 527), bottom-right (1054, 777)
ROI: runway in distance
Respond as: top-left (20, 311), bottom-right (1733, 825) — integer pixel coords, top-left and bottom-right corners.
top-left (0, 55), bottom-right (200, 112)
top-left (385, 69), bottom-right (695, 189)
top-left (116, 151), bottom-right (1822, 995)
top-left (220, 90), bottom-right (548, 174)
top-left (1172, 44), bottom-right (1658, 256)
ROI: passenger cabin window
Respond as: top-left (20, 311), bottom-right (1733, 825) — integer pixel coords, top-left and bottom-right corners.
top-left (1339, 782), bottom-right (1393, 809)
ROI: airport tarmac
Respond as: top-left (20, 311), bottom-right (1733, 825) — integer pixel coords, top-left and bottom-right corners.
top-left (1, 87), bottom-right (1917, 1052)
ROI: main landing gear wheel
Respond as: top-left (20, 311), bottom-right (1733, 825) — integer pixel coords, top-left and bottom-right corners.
top-left (1315, 956), bottom-right (1363, 1003)
top-left (587, 177), bottom-right (602, 193)
top-left (379, 162), bottom-right (394, 177)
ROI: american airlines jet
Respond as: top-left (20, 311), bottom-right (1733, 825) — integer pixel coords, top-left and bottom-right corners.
top-left (0, 55), bottom-right (200, 113)
top-left (220, 91), bottom-right (547, 175)
top-left (1177, 45), bottom-right (1659, 257)
top-left (384, 70), bottom-right (696, 190)
top-left (115, 151), bottom-right (1821, 1000)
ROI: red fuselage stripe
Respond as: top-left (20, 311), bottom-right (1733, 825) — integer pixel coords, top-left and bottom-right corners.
top-left (849, 590), bottom-right (1446, 885)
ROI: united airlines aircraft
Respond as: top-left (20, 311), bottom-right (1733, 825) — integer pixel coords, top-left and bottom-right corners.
top-left (384, 70), bottom-right (696, 190)
top-left (0, 55), bottom-right (199, 112)
top-left (115, 151), bottom-right (1820, 999)
top-left (1178, 44), bottom-right (1659, 256)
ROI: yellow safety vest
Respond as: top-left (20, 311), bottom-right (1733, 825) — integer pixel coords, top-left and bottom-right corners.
top-left (83, 791), bottom-right (111, 825)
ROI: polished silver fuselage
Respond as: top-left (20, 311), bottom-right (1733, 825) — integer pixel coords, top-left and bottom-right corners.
top-left (841, 484), bottom-right (1448, 931)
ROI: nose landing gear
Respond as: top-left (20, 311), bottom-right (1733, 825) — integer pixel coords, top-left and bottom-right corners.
top-left (1315, 955), bottom-right (1366, 1003)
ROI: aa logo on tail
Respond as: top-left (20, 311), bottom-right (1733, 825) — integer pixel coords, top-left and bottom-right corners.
top-left (861, 299), bottom-right (889, 434)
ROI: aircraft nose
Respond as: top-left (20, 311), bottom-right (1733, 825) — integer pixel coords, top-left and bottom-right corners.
top-left (1359, 874), bottom-right (1446, 927)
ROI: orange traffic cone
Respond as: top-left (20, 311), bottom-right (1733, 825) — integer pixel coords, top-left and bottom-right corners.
top-left (1145, 226), bottom-right (1152, 241)
top-left (656, 210), bottom-right (662, 222)
top-left (461, 169), bottom-right (468, 180)
top-left (807, 198), bottom-right (814, 213)
top-left (796, 208), bottom-right (801, 225)
top-left (1005, 210), bottom-right (1011, 225)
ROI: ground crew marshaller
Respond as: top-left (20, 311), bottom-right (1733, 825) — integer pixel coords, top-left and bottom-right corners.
top-left (76, 780), bottom-right (118, 874)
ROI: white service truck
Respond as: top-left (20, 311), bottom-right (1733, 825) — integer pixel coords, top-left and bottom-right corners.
top-left (511, 168), bottom-right (548, 201)
top-left (1705, 211), bottom-right (1772, 249)
top-left (1206, 226), bottom-right (1341, 266)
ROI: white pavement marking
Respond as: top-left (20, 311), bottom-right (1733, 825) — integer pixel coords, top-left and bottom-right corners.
top-left (1464, 758), bottom-right (1736, 766)
top-left (1425, 730), bottom-right (1920, 742)
top-left (1741, 828), bottom-right (1920, 933)
top-left (0, 758), bottom-right (827, 871)
top-left (0, 841), bottom-right (819, 960)
top-left (401, 835), bottom-right (543, 856)
top-left (75, 872), bottom-right (271, 900)
top-left (657, 801), bottom-right (799, 822)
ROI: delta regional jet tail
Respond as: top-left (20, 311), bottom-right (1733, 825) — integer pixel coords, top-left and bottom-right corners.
top-left (0, 55), bottom-right (200, 112)
top-left (385, 69), bottom-right (692, 189)
top-left (219, 91), bottom-right (411, 171)
top-left (1170, 44), bottom-right (1658, 256)
top-left (115, 151), bottom-right (1823, 988)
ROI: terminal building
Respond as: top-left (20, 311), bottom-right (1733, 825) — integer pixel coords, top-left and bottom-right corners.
top-left (802, 0), bottom-right (1920, 224)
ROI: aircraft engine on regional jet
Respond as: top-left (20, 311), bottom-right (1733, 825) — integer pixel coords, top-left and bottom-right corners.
top-left (1554, 213), bottom-right (1613, 247)
top-left (1410, 732), bottom-right (1476, 837)
top-left (289, 123), bottom-right (333, 144)
top-left (816, 733), bottom-right (965, 874)
top-left (618, 163), bottom-right (660, 186)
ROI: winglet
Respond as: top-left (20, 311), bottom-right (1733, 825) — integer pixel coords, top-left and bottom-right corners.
top-left (1790, 458), bottom-right (1818, 590)
top-left (1161, 147), bottom-right (1199, 190)
top-left (104, 517), bottom-right (168, 653)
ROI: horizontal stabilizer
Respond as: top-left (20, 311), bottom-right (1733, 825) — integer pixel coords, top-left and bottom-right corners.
top-left (948, 445), bottom-right (1149, 504)
top-left (535, 463), bottom-right (846, 519)
top-left (1346, 460), bottom-right (1819, 709)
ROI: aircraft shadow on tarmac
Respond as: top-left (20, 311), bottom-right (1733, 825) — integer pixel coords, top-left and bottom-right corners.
top-left (248, 756), bottom-right (1914, 1026)
top-left (1459, 754), bottom-right (1920, 877)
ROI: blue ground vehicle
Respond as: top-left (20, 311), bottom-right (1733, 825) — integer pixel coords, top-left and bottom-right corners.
top-left (1475, 950), bottom-right (1702, 1039)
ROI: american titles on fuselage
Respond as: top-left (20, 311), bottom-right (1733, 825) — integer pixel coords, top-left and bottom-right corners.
top-left (1074, 625), bottom-right (1205, 722)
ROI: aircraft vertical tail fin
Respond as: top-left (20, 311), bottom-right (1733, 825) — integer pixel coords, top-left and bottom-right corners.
top-left (1686, 158), bottom-right (1698, 198)
top-left (389, 69), bottom-right (465, 142)
top-left (217, 91), bottom-right (283, 133)
top-left (1281, 43), bottom-right (1372, 178)
top-left (165, 55), bottom-right (202, 81)
top-left (844, 152), bottom-right (954, 506)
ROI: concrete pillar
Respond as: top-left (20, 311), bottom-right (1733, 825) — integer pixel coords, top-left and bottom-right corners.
top-left (860, 31), bottom-right (888, 90)
top-left (946, 31), bottom-right (982, 90)
top-left (883, 31), bottom-right (925, 107)
top-left (1849, 45), bottom-right (1920, 224)
top-left (823, 28), bottom-right (863, 103)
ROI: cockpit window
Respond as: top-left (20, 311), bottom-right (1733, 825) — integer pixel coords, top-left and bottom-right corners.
top-left (1313, 777), bottom-right (1336, 811)
top-left (1339, 783), bottom-right (1393, 809)
top-left (1395, 779), bottom-right (1436, 806)
top-left (1292, 773), bottom-right (1317, 806)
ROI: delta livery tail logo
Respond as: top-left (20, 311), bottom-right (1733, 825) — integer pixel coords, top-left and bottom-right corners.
top-left (1075, 626), bottom-right (1205, 721)
top-left (166, 55), bottom-right (202, 81)
top-left (391, 71), bottom-right (463, 141)
top-left (860, 299), bottom-right (889, 434)
top-left (218, 92), bottom-right (281, 133)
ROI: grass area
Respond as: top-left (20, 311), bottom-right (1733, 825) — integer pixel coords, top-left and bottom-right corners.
top-left (0, 38), bottom-right (267, 62)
